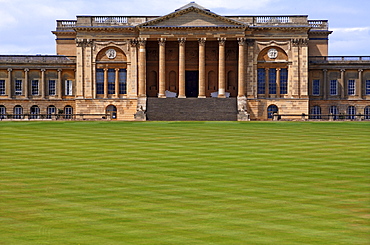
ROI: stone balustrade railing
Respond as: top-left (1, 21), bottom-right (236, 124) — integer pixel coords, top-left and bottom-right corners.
top-left (309, 56), bottom-right (370, 63)
top-left (55, 15), bottom-right (329, 30)
top-left (0, 55), bottom-right (76, 64)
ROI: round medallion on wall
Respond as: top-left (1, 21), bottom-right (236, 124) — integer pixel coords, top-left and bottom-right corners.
top-left (267, 48), bottom-right (278, 59)
top-left (105, 49), bottom-right (117, 59)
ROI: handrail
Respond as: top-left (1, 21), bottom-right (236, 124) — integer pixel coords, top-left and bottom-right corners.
top-left (0, 114), bottom-right (111, 120)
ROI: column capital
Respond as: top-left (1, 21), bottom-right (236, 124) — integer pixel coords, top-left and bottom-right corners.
top-left (323, 69), bottom-right (328, 72)
top-left (358, 69), bottom-right (363, 72)
top-left (24, 68), bottom-right (29, 72)
top-left (7, 68), bottom-right (12, 72)
top-left (218, 37), bottom-right (226, 46)
top-left (198, 38), bottom-right (206, 46)
top-left (57, 68), bottom-right (62, 72)
top-left (130, 39), bottom-right (138, 47)
top-left (340, 69), bottom-right (345, 72)
top-left (138, 38), bottom-right (147, 46)
top-left (178, 37), bottom-right (186, 46)
top-left (158, 38), bottom-right (166, 46)
top-left (237, 37), bottom-right (246, 46)
top-left (41, 69), bottom-right (46, 72)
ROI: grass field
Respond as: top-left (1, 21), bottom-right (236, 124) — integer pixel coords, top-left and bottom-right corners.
top-left (0, 121), bottom-right (369, 244)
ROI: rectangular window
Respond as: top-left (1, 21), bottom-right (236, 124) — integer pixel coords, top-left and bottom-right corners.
top-left (96, 69), bottom-right (104, 95)
top-left (31, 80), bottom-right (39, 95)
top-left (119, 69), bottom-right (127, 94)
top-left (15, 80), bottom-right (22, 95)
top-left (269, 69), bottom-right (277, 94)
top-left (108, 69), bottom-right (115, 94)
top-left (348, 80), bottom-right (355, 95)
top-left (280, 68), bottom-right (288, 94)
top-left (49, 80), bottom-right (56, 95)
top-left (65, 80), bottom-right (73, 95)
top-left (0, 80), bottom-right (5, 95)
top-left (330, 80), bottom-right (337, 95)
top-left (366, 80), bottom-right (370, 95)
top-left (313, 79), bottom-right (320, 96)
top-left (257, 68), bottom-right (265, 94)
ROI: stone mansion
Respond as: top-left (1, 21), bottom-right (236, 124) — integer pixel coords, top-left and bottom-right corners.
top-left (0, 2), bottom-right (369, 120)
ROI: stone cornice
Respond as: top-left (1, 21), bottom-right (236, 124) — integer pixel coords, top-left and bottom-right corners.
top-left (73, 26), bottom-right (136, 32)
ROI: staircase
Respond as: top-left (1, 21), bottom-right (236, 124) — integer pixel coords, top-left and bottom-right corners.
top-left (146, 97), bottom-right (237, 121)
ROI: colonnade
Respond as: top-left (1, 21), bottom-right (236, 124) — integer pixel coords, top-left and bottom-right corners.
top-left (137, 37), bottom-right (248, 98)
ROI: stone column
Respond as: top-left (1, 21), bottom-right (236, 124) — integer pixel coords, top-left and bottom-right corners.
top-left (57, 69), bottom-right (62, 98)
top-left (178, 38), bottom-right (186, 98)
top-left (6, 68), bottom-right (12, 98)
top-left (104, 68), bottom-right (108, 99)
top-left (265, 68), bottom-right (269, 98)
top-left (237, 38), bottom-right (246, 97)
top-left (138, 38), bottom-right (147, 97)
top-left (41, 69), bottom-right (46, 99)
top-left (323, 69), bottom-right (328, 100)
top-left (115, 68), bottom-right (119, 98)
top-left (218, 38), bottom-right (226, 98)
top-left (24, 68), bottom-right (29, 99)
top-left (276, 68), bottom-right (281, 97)
top-left (358, 69), bottom-right (363, 98)
top-left (198, 38), bottom-right (206, 98)
top-left (158, 38), bottom-right (166, 98)
top-left (340, 69), bottom-right (345, 99)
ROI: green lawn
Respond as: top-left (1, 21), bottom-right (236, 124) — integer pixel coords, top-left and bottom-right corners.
top-left (0, 121), bottom-right (369, 244)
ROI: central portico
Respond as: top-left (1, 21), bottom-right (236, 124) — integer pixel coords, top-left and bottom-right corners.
top-left (137, 2), bottom-right (247, 99)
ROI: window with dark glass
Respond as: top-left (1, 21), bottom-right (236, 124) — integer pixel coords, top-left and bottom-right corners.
top-left (96, 69), bottom-right (104, 95)
top-left (269, 69), bottom-right (276, 94)
top-left (0, 105), bottom-right (6, 119)
top-left (347, 106), bottom-right (356, 119)
top-left (280, 68), bottom-right (288, 94)
top-left (366, 80), bottom-right (370, 95)
top-left (313, 79), bottom-right (320, 96)
top-left (348, 80), bottom-right (355, 95)
top-left (0, 80), bottom-right (5, 95)
top-left (257, 68), bottom-right (265, 94)
top-left (49, 80), bottom-right (56, 95)
top-left (108, 69), bottom-right (115, 94)
top-left (119, 69), bottom-right (127, 94)
top-left (47, 106), bottom-right (56, 119)
top-left (330, 80), bottom-right (337, 95)
top-left (364, 106), bottom-right (370, 120)
top-left (329, 105), bottom-right (338, 120)
top-left (31, 80), bottom-right (39, 95)
top-left (13, 105), bottom-right (23, 119)
top-left (15, 80), bottom-right (22, 95)
top-left (311, 105), bottom-right (321, 119)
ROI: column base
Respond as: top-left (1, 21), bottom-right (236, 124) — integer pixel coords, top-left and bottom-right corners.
top-left (178, 95), bottom-right (186, 98)
top-left (198, 95), bottom-right (206, 98)
top-left (158, 94), bottom-right (166, 98)
top-left (218, 95), bottom-right (226, 98)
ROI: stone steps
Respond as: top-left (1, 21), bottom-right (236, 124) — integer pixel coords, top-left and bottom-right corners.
top-left (146, 97), bottom-right (237, 121)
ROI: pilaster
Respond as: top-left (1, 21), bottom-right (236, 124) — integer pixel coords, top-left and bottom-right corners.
top-left (6, 68), bottom-right (12, 98)
top-left (24, 68), bottom-right (29, 99)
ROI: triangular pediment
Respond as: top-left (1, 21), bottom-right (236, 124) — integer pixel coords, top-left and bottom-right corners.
top-left (139, 5), bottom-right (245, 28)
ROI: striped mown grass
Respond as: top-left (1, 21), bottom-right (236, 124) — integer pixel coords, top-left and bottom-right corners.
top-left (0, 121), bottom-right (369, 244)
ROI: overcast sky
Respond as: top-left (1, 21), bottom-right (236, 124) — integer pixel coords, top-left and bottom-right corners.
top-left (0, 0), bottom-right (369, 56)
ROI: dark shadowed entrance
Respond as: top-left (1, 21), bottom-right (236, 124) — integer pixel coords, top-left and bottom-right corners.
top-left (185, 71), bottom-right (199, 97)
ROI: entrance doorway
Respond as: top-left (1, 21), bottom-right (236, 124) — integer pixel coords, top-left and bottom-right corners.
top-left (185, 71), bottom-right (199, 97)
top-left (106, 105), bottom-right (117, 120)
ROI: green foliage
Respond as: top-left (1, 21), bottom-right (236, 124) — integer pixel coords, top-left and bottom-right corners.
top-left (0, 121), bottom-right (369, 244)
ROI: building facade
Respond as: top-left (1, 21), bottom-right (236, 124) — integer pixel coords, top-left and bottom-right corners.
top-left (1, 2), bottom-right (369, 120)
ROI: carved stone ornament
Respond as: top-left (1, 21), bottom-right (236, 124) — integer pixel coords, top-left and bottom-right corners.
top-left (267, 48), bottom-right (278, 59)
top-left (106, 49), bottom-right (117, 59)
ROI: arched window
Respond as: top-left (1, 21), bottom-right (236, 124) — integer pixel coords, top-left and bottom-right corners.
top-left (267, 105), bottom-right (278, 119)
top-left (329, 106), bottom-right (339, 120)
top-left (257, 47), bottom-right (289, 97)
top-left (364, 106), bottom-right (370, 120)
top-left (106, 105), bottom-right (117, 119)
top-left (30, 105), bottom-right (40, 119)
top-left (311, 106), bottom-right (321, 119)
top-left (13, 105), bottom-right (23, 119)
top-left (47, 105), bottom-right (56, 119)
top-left (64, 106), bottom-right (73, 119)
top-left (347, 106), bottom-right (356, 120)
top-left (0, 105), bottom-right (6, 119)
